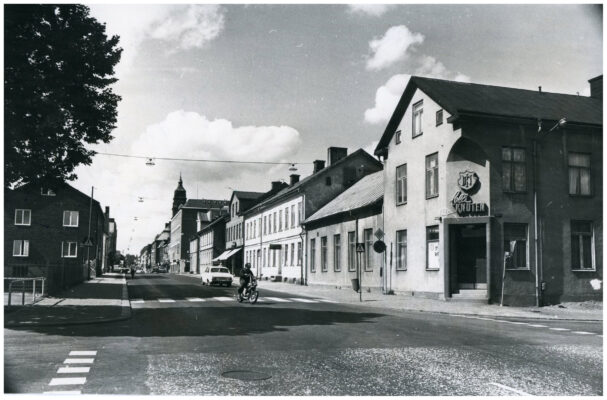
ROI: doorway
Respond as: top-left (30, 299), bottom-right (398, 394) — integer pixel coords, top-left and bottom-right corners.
top-left (451, 224), bottom-right (487, 290)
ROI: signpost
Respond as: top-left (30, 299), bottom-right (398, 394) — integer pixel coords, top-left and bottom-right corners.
top-left (356, 243), bottom-right (365, 302)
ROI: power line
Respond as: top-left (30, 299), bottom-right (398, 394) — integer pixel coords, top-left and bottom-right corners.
top-left (96, 152), bottom-right (308, 166)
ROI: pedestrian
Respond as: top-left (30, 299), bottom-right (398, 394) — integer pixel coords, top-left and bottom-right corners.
top-left (130, 267), bottom-right (135, 279)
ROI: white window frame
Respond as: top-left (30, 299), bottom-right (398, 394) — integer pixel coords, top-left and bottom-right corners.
top-left (571, 220), bottom-right (596, 271)
top-left (15, 209), bottom-right (31, 226)
top-left (412, 100), bottom-right (423, 138)
top-left (62, 241), bottom-right (78, 258)
top-left (396, 164), bottom-right (407, 205)
top-left (396, 230), bottom-right (407, 271)
top-left (13, 240), bottom-right (29, 257)
top-left (63, 210), bottom-right (79, 227)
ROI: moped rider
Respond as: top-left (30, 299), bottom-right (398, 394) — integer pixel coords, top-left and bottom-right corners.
top-left (238, 263), bottom-right (254, 297)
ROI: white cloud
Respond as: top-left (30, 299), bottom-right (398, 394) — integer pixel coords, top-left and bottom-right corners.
top-left (364, 74), bottom-right (410, 124)
top-left (347, 4), bottom-right (395, 17)
top-left (149, 5), bottom-right (225, 50)
top-left (416, 55), bottom-right (471, 82)
top-left (366, 25), bottom-right (424, 71)
top-left (74, 111), bottom-right (301, 253)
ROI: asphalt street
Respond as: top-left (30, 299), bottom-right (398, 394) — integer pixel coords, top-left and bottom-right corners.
top-left (4, 273), bottom-right (603, 395)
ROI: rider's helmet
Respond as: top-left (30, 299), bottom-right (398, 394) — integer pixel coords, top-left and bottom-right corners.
top-left (244, 263), bottom-right (251, 270)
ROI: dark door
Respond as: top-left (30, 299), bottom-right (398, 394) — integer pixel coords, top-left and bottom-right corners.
top-left (454, 224), bottom-right (487, 289)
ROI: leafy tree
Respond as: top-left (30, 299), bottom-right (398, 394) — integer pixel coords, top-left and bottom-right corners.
top-left (4, 4), bottom-right (122, 187)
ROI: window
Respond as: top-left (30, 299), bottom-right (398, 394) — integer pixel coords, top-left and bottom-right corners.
top-left (503, 223), bottom-right (528, 269)
top-left (310, 238), bottom-right (316, 272)
top-left (41, 188), bottom-right (56, 196)
top-left (15, 209), bottom-right (31, 226)
top-left (297, 241), bottom-right (302, 265)
top-left (348, 232), bottom-right (356, 271)
top-left (272, 249), bottom-right (276, 267)
top-left (502, 147), bottom-right (526, 193)
top-left (364, 229), bottom-right (373, 271)
top-left (269, 214), bottom-right (272, 234)
top-left (264, 216), bottom-right (267, 235)
top-left (325, 177), bottom-right (332, 186)
top-left (291, 205), bottom-right (295, 226)
top-left (13, 240), bottom-right (29, 257)
top-left (568, 153), bottom-right (591, 196)
top-left (412, 100), bottom-right (423, 137)
top-left (334, 234), bottom-right (341, 272)
top-left (263, 248), bottom-right (267, 266)
top-left (62, 241), bottom-right (78, 258)
top-left (284, 245), bottom-right (288, 266)
top-left (290, 243), bottom-right (295, 265)
top-left (396, 230), bottom-right (407, 270)
top-left (63, 211), bottom-right (79, 227)
top-left (279, 210), bottom-right (283, 231)
top-left (285, 207), bottom-right (290, 229)
top-left (436, 109), bottom-right (443, 126)
top-left (321, 237), bottom-right (328, 272)
top-left (426, 226), bottom-right (440, 270)
top-left (395, 130), bottom-right (402, 145)
top-left (571, 221), bottom-right (594, 270)
top-left (396, 164), bottom-right (407, 205)
top-left (297, 203), bottom-right (302, 226)
top-left (426, 153), bottom-right (439, 198)
top-left (273, 212), bottom-right (277, 232)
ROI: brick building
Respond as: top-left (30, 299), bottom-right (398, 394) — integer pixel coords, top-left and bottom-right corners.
top-left (374, 75), bottom-right (602, 306)
top-left (4, 182), bottom-right (108, 294)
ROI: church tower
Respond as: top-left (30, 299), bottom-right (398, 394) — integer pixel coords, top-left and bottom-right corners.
top-left (172, 174), bottom-right (187, 217)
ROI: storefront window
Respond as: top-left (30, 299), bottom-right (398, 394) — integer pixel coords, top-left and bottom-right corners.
top-left (364, 229), bottom-right (373, 271)
top-left (321, 237), bottom-right (328, 271)
top-left (334, 234), bottom-right (341, 272)
top-left (396, 230), bottom-right (407, 270)
top-left (310, 238), bottom-right (316, 272)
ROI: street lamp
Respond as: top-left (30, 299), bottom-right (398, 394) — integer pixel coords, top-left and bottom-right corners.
top-left (533, 117), bottom-right (567, 307)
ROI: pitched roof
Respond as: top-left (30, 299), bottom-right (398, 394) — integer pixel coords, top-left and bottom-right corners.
top-left (304, 171), bottom-right (384, 224)
top-left (233, 191), bottom-right (264, 200)
top-left (199, 214), bottom-right (228, 233)
top-left (375, 76), bottom-right (603, 155)
top-left (181, 198), bottom-right (229, 210)
top-left (244, 149), bottom-right (382, 215)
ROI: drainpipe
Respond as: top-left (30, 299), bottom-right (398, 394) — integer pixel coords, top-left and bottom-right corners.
top-left (532, 139), bottom-right (542, 307)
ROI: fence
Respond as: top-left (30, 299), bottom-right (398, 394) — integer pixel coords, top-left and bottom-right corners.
top-left (5, 278), bottom-right (46, 307)
top-left (4, 262), bottom-right (88, 296)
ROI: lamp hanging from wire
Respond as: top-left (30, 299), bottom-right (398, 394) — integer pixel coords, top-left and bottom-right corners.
top-left (146, 158), bottom-right (155, 166)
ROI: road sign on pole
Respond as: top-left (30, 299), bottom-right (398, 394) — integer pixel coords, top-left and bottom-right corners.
top-left (374, 228), bottom-right (384, 240)
top-left (356, 243), bottom-right (365, 253)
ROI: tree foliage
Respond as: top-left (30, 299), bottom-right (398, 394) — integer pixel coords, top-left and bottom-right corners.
top-left (4, 4), bottom-right (122, 187)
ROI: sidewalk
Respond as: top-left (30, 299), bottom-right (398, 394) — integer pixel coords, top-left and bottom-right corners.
top-left (4, 272), bottom-right (131, 328)
top-left (258, 281), bottom-right (603, 321)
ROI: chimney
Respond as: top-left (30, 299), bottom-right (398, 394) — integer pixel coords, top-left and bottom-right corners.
top-left (327, 147), bottom-right (348, 166)
top-left (105, 206), bottom-right (110, 218)
top-left (538, 86), bottom-right (542, 93)
top-left (589, 75), bottom-right (602, 100)
top-left (313, 160), bottom-right (325, 173)
top-left (271, 181), bottom-right (283, 192)
top-left (290, 174), bottom-right (300, 185)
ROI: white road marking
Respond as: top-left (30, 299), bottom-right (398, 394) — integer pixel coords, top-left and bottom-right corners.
top-left (288, 298), bottom-right (318, 303)
top-left (264, 297), bottom-right (292, 302)
top-left (186, 297), bottom-right (205, 302)
top-left (69, 351), bottom-right (96, 356)
top-left (157, 298), bottom-right (175, 303)
top-left (489, 382), bottom-right (532, 396)
top-left (528, 324), bottom-right (548, 328)
top-left (213, 297), bottom-right (234, 302)
top-left (131, 299), bottom-right (144, 303)
top-left (572, 331), bottom-right (596, 335)
top-left (49, 377), bottom-right (87, 386)
top-left (63, 358), bottom-right (94, 364)
top-left (57, 367), bottom-right (90, 374)
top-left (315, 299), bottom-right (338, 303)
top-left (549, 327), bottom-right (570, 331)
top-left (44, 390), bottom-right (82, 395)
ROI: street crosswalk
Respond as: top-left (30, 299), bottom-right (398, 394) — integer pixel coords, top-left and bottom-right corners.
top-left (130, 296), bottom-right (337, 305)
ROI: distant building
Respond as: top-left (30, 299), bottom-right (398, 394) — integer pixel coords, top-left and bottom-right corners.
top-left (198, 214), bottom-right (228, 274)
top-left (374, 75), bottom-right (602, 305)
top-left (303, 171), bottom-right (384, 289)
top-left (4, 182), bottom-right (109, 294)
top-left (243, 147), bottom-right (383, 283)
top-left (167, 176), bottom-right (229, 273)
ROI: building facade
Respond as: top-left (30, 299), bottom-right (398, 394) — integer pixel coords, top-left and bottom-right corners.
top-left (243, 147), bottom-right (383, 283)
top-left (374, 75), bottom-right (603, 305)
top-left (199, 215), bottom-right (227, 272)
top-left (4, 182), bottom-right (108, 294)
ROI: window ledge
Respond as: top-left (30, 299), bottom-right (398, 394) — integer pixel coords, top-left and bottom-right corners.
top-left (506, 268), bottom-right (530, 271)
top-left (571, 269), bottom-right (597, 272)
top-left (396, 268), bottom-right (407, 272)
top-left (13, 255), bottom-right (28, 258)
top-left (426, 195), bottom-right (439, 200)
top-left (396, 201), bottom-right (407, 207)
top-left (426, 268), bottom-right (440, 271)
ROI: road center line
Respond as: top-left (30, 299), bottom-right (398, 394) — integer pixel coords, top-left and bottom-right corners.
top-left (289, 298), bottom-right (318, 303)
top-left (489, 382), bottom-right (532, 396)
top-left (213, 297), bottom-right (234, 302)
top-left (549, 327), bottom-right (570, 331)
top-left (49, 377), bottom-right (87, 386)
top-left (527, 324), bottom-right (548, 328)
top-left (157, 299), bottom-right (175, 303)
top-left (57, 367), bottom-right (90, 374)
top-left (572, 331), bottom-right (595, 335)
top-left (264, 297), bottom-right (292, 302)
top-left (186, 297), bottom-right (205, 302)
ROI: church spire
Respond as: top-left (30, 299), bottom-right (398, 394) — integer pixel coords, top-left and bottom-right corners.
top-left (172, 174), bottom-right (187, 217)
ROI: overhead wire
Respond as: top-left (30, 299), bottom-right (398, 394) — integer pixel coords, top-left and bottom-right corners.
top-left (96, 151), bottom-right (308, 166)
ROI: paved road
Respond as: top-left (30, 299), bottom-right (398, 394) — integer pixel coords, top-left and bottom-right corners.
top-left (5, 273), bottom-right (603, 395)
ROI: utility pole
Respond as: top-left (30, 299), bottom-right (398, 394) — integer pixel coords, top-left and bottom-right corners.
top-left (87, 186), bottom-right (94, 280)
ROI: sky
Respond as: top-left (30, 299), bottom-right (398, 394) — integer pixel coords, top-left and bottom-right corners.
top-left (69, 3), bottom-right (602, 254)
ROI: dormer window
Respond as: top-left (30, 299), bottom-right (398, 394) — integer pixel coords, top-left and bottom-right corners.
top-left (41, 188), bottom-right (56, 196)
top-left (412, 100), bottom-right (423, 138)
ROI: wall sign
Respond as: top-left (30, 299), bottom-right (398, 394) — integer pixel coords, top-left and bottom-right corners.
top-left (451, 170), bottom-right (488, 216)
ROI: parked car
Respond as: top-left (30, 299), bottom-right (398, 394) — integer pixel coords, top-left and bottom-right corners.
top-left (158, 266), bottom-right (168, 273)
top-left (201, 266), bottom-right (233, 287)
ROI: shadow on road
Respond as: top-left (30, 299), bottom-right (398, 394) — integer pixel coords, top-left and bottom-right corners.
top-left (9, 306), bottom-right (384, 338)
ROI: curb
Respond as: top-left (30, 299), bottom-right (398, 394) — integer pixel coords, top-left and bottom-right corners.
top-left (4, 276), bottom-right (132, 328)
top-left (256, 282), bottom-right (603, 323)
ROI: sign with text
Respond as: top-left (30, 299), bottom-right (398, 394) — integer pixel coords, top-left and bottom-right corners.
top-left (451, 170), bottom-right (487, 217)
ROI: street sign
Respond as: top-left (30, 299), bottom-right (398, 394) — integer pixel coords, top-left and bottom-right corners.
top-left (374, 228), bottom-right (384, 240)
top-left (82, 237), bottom-right (93, 247)
top-left (373, 240), bottom-right (386, 253)
top-left (356, 243), bottom-right (365, 253)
